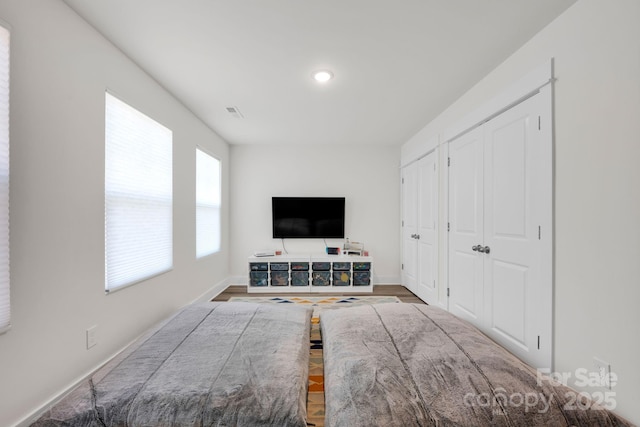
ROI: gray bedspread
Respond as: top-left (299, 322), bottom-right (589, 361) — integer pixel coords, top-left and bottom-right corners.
top-left (321, 303), bottom-right (633, 427)
top-left (33, 302), bottom-right (312, 427)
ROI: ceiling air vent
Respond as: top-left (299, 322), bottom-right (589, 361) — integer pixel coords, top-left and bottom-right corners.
top-left (225, 106), bottom-right (244, 119)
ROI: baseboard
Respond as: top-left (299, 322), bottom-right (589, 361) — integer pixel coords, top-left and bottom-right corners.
top-left (373, 275), bottom-right (401, 285)
top-left (192, 277), bottom-right (236, 303)
top-left (227, 276), bottom-right (248, 286)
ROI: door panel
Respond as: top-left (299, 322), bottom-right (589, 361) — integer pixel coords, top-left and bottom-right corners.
top-left (452, 140), bottom-right (480, 234)
top-left (418, 243), bottom-right (435, 299)
top-left (448, 127), bottom-right (483, 323)
top-left (491, 260), bottom-right (528, 349)
top-left (416, 152), bottom-right (438, 304)
top-left (450, 250), bottom-right (479, 318)
top-left (491, 120), bottom-right (527, 238)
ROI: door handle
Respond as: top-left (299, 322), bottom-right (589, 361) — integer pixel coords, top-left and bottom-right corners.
top-left (472, 245), bottom-right (490, 254)
top-left (415, 234), bottom-right (420, 240)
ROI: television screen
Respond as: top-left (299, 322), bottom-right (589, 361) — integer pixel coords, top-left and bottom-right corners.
top-left (272, 197), bottom-right (345, 239)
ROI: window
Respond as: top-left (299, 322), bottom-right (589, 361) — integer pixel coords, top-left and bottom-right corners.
top-left (0, 26), bottom-right (9, 333)
top-left (105, 92), bottom-right (173, 292)
top-left (196, 148), bottom-right (221, 258)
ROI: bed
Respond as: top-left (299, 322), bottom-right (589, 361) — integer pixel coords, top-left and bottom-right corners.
top-left (32, 301), bottom-right (312, 427)
top-left (321, 303), bottom-right (632, 427)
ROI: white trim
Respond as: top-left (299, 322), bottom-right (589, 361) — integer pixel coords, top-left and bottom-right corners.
top-left (439, 143), bottom-right (450, 311)
top-left (104, 268), bottom-right (173, 295)
top-left (372, 275), bottom-right (401, 285)
top-left (0, 23), bottom-right (9, 335)
top-left (399, 142), bottom-right (439, 169)
top-left (192, 277), bottom-right (233, 303)
top-left (400, 134), bottom-right (440, 168)
top-left (444, 59), bottom-right (554, 143)
top-left (227, 275), bottom-right (249, 286)
top-left (537, 83), bottom-right (555, 371)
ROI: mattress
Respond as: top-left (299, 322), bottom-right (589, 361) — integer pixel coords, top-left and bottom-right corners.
top-left (321, 303), bottom-right (632, 427)
top-left (32, 301), bottom-right (312, 427)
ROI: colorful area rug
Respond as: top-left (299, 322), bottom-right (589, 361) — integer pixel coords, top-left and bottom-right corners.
top-left (228, 295), bottom-right (401, 321)
top-left (228, 295), bottom-right (401, 427)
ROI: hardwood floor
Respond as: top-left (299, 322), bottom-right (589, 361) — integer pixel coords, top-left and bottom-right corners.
top-left (213, 284), bottom-right (426, 304)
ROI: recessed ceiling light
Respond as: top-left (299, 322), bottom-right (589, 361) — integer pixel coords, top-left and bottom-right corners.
top-left (312, 70), bottom-right (334, 83)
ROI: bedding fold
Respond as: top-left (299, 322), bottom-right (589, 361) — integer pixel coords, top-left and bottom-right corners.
top-left (32, 302), bottom-right (312, 427)
top-left (321, 303), bottom-right (633, 427)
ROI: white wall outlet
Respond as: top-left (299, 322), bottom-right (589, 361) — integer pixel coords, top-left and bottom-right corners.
top-left (86, 325), bottom-right (98, 349)
top-left (593, 357), bottom-right (611, 390)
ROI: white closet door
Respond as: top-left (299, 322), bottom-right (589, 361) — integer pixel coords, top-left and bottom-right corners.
top-left (483, 93), bottom-right (549, 369)
top-left (448, 91), bottom-right (551, 369)
top-left (401, 162), bottom-right (418, 293)
top-left (448, 127), bottom-right (484, 323)
top-left (416, 151), bottom-right (439, 304)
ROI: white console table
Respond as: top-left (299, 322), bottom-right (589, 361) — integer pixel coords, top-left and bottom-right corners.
top-left (247, 254), bottom-right (373, 293)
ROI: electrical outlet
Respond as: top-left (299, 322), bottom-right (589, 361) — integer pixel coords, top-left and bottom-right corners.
top-left (86, 325), bottom-right (98, 349)
top-left (593, 357), bottom-right (611, 390)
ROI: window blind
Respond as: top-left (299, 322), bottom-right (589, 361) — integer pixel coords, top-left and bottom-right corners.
top-left (0, 26), bottom-right (9, 332)
top-left (105, 93), bottom-right (173, 292)
top-left (196, 149), bottom-right (221, 258)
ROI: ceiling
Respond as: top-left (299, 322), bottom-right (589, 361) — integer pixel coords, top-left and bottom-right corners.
top-left (62, 0), bottom-right (576, 146)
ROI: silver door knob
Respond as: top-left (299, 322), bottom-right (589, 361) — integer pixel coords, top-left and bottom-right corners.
top-left (472, 245), bottom-right (480, 252)
top-left (477, 245), bottom-right (486, 253)
top-left (415, 234), bottom-right (420, 240)
top-left (483, 246), bottom-right (490, 254)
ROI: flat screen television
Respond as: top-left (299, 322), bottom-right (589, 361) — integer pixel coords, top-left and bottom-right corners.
top-left (272, 197), bottom-right (345, 239)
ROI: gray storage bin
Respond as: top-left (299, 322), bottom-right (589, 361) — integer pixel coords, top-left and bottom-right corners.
top-left (312, 262), bottom-right (331, 271)
top-left (291, 262), bottom-right (309, 271)
top-left (249, 271), bottom-right (268, 286)
top-left (332, 271), bottom-right (351, 286)
top-left (353, 262), bottom-right (371, 271)
top-left (270, 262), bottom-right (289, 271)
top-left (270, 271), bottom-right (289, 286)
top-left (249, 262), bottom-right (269, 271)
top-left (291, 271), bottom-right (309, 286)
top-left (353, 271), bottom-right (371, 286)
top-left (312, 271), bottom-right (331, 286)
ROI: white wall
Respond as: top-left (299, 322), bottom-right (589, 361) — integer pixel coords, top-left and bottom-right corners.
top-left (402, 0), bottom-right (640, 423)
top-left (0, 2), bottom-right (230, 426)
top-left (230, 144), bottom-right (400, 284)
